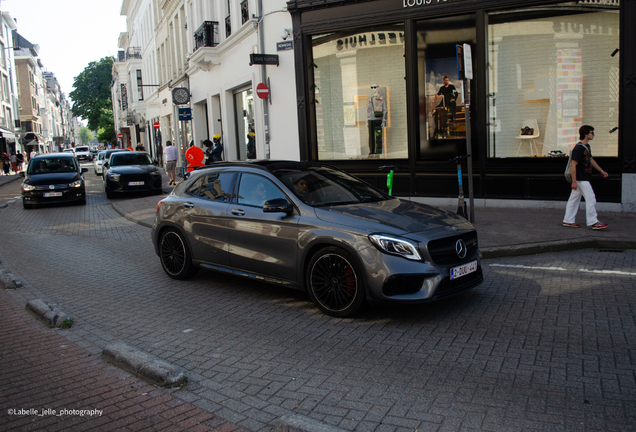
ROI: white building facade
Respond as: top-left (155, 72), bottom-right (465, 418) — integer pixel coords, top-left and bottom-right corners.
top-left (116, 0), bottom-right (299, 167)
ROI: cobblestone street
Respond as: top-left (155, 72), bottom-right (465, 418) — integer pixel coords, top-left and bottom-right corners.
top-left (1, 175), bottom-right (635, 431)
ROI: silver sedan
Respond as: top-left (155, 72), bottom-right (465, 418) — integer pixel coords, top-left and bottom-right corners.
top-left (93, 151), bottom-right (106, 175)
top-left (151, 161), bottom-right (483, 317)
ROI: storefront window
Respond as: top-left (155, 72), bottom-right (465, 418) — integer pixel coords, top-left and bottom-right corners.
top-left (488, 4), bottom-right (619, 158)
top-left (417, 15), bottom-right (476, 160)
top-left (312, 24), bottom-right (407, 160)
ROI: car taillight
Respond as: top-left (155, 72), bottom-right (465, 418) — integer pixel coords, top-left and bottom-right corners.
top-left (156, 199), bottom-right (164, 214)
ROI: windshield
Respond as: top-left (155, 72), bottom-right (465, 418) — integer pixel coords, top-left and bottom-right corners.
top-left (110, 153), bottom-right (153, 166)
top-left (273, 165), bottom-right (388, 206)
top-left (75, 147), bottom-right (89, 152)
top-left (28, 157), bottom-right (77, 174)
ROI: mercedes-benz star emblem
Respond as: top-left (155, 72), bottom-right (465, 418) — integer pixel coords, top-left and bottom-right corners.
top-left (455, 239), bottom-right (467, 259)
top-left (49, 185), bottom-right (55, 190)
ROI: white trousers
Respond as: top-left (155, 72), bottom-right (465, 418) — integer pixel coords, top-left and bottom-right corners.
top-left (563, 181), bottom-right (598, 226)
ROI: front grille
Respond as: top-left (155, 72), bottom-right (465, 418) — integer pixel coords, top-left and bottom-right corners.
top-left (433, 267), bottom-right (483, 300)
top-left (121, 174), bottom-right (150, 182)
top-left (35, 184), bottom-right (69, 190)
top-left (383, 275), bottom-right (425, 296)
top-left (427, 231), bottom-right (479, 266)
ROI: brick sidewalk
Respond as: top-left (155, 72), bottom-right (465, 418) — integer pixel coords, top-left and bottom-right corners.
top-left (0, 289), bottom-right (248, 431)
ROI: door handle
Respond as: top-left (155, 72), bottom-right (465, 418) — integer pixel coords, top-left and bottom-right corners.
top-left (182, 202), bottom-right (194, 209)
top-left (231, 208), bottom-right (245, 216)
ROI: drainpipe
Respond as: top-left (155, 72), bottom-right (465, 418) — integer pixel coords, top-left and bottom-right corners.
top-left (257, 0), bottom-right (270, 159)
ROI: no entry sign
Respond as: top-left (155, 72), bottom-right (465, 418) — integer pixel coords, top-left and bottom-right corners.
top-left (153, 122), bottom-right (160, 129)
top-left (256, 83), bottom-right (269, 100)
top-left (117, 133), bottom-right (123, 139)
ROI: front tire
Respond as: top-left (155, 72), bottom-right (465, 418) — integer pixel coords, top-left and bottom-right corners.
top-left (159, 228), bottom-right (198, 280)
top-left (22, 200), bottom-right (33, 210)
top-left (306, 247), bottom-right (365, 317)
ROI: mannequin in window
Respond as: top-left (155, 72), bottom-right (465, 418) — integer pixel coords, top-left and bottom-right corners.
top-left (367, 83), bottom-right (387, 155)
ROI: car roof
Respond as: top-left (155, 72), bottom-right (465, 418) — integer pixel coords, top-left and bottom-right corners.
top-left (191, 160), bottom-right (335, 173)
top-left (32, 152), bottom-right (77, 159)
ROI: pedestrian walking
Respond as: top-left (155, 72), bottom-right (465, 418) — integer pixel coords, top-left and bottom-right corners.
top-left (16, 151), bottom-right (24, 172)
top-left (0, 153), bottom-right (6, 175)
top-left (9, 152), bottom-right (17, 173)
top-left (163, 140), bottom-right (178, 185)
top-left (203, 139), bottom-right (214, 165)
top-left (29, 148), bottom-right (37, 162)
top-left (563, 125), bottom-right (609, 230)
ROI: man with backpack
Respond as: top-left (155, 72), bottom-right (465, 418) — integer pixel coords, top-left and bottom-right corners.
top-left (563, 125), bottom-right (609, 230)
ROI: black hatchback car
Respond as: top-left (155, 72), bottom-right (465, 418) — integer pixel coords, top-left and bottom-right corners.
top-left (103, 151), bottom-right (163, 198)
top-left (20, 153), bottom-right (88, 209)
top-left (151, 161), bottom-right (483, 317)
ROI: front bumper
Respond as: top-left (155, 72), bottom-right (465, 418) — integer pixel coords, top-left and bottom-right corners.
top-left (22, 186), bottom-right (85, 205)
top-left (106, 174), bottom-right (163, 194)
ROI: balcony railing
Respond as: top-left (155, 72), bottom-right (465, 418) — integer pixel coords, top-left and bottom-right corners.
top-left (225, 15), bottom-right (231, 38)
top-left (126, 47), bottom-right (142, 60)
top-left (193, 21), bottom-right (219, 52)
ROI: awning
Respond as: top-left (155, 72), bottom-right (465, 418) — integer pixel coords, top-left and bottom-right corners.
top-left (0, 128), bottom-right (16, 141)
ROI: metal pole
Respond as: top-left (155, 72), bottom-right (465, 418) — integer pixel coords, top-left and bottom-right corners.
top-left (464, 79), bottom-right (475, 223)
top-left (257, 0), bottom-right (270, 159)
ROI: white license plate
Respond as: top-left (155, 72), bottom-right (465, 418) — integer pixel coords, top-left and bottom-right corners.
top-left (43, 192), bottom-right (63, 197)
top-left (128, 181), bottom-right (144, 186)
top-left (450, 260), bottom-right (478, 280)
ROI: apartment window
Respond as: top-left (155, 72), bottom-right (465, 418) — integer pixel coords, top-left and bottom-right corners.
top-left (2, 75), bottom-right (9, 102)
top-left (0, 43), bottom-right (6, 69)
top-left (225, 0), bottom-right (232, 37)
top-left (137, 70), bottom-right (143, 101)
top-left (241, 0), bottom-right (249, 25)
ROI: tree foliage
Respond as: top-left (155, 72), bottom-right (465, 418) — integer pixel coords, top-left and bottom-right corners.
top-left (70, 57), bottom-right (114, 132)
top-left (78, 127), bottom-right (94, 145)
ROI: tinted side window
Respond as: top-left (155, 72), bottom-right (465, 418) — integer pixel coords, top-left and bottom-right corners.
top-left (198, 172), bottom-right (236, 201)
top-left (186, 176), bottom-right (204, 196)
top-left (237, 173), bottom-right (285, 207)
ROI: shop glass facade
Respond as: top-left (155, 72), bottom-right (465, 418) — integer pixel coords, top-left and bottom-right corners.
top-left (487, 5), bottom-right (620, 159)
top-left (312, 24), bottom-right (408, 160)
top-left (417, 14), bottom-right (476, 160)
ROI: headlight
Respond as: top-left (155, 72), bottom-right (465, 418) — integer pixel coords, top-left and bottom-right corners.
top-left (150, 171), bottom-right (161, 176)
top-left (22, 184), bottom-right (36, 191)
top-left (369, 234), bottom-right (422, 261)
top-left (69, 180), bottom-right (83, 188)
top-left (108, 173), bottom-right (121, 181)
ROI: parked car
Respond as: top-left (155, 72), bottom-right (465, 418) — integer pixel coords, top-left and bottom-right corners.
top-left (20, 153), bottom-right (88, 209)
top-left (74, 146), bottom-right (93, 162)
top-left (151, 161), bottom-right (483, 317)
top-left (103, 151), bottom-right (163, 198)
top-left (94, 151), bottom-right (107, 175)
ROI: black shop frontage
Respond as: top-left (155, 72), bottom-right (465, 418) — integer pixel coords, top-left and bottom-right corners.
top-left (288, 0), bottom-right (633, 205)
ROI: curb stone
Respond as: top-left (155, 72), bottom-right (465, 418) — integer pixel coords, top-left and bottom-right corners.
top-left (480, 238), bottom-right (636, 259)
top-left (102, 341), bottom-right (187, 388)
top-left (270, 414), bottom-right (348, 432)
top-left (0, 269), bottom-right (23, 289)
top-left (26, 299), bottom-right (73, 328)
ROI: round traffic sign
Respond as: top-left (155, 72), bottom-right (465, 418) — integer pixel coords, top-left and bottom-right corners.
top-left (117, 133), bottom-right (123, 139)
top-left (153, 122), bottom-right (160, 129)
top-left (256, 83), bottom-right (269, 99)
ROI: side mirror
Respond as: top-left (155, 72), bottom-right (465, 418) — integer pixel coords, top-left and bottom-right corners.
top-left (19, 171), bottom-right (25, 177)
top-left (81, 167), bottom-right (88, 173)
top-left (263, 198), bottom-right (293, 214)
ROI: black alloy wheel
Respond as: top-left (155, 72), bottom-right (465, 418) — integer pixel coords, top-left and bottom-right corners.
top-left (307, 247), bottom-right (365, 317)
top-left (159, 228), bottom-right (198, 280)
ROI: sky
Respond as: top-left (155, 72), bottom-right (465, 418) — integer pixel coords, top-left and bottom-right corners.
top-left (2, 0), bottom-right (127, 99)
